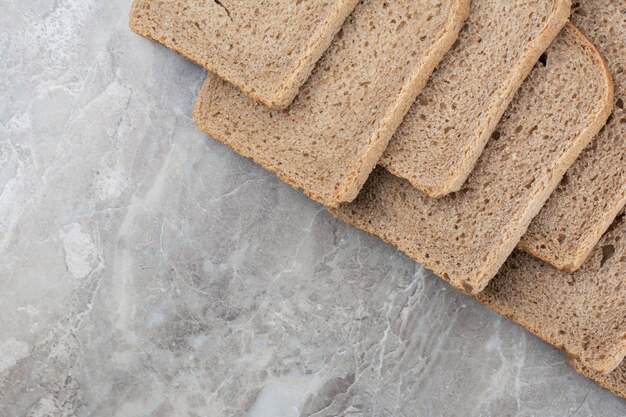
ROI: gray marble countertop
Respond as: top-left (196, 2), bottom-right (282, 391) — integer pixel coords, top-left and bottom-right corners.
top-left (1, 1), bottom-right (624, 416)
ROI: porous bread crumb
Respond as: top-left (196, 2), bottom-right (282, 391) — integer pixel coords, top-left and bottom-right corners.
top-left (194, 0), bottom-right (471, 207)
top-left (129, 0), bottom-right (360, 109)
top-left (381, 0), bottom-right (571, 197)
top-left (519, 0), bottom-right (626, 271)
top-left (569, 356), bottom-right (626, 400)
top-left (330, 24), bottom-right (613, 294)
top-left (478, 214), bottom-right (626, 374)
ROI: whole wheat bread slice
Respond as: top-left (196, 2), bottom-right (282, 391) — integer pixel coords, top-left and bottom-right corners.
top-left (129, 0), bottom-right (360, 109)
top-left (330, 23), bottom-right (613, 294)
top-left (380, 0), bottom-right (571, 197)
top-left (518, 0), bottom-right (626, 271)
top-left (194, 0), bottom-right (470, 207)
top-left (569, 357), bottom-right (626, 400)
top-left (477, 214), bottom-right (625, 374)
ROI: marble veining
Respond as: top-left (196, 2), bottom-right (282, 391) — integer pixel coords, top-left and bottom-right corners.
top-left (0, 1), bottom-right (625, 416)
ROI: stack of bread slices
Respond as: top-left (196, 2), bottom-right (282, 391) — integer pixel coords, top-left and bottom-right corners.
top-left (130, 0), bottom-right (625, 399)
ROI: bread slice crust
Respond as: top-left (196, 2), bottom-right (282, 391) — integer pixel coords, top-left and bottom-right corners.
top-left (194, 0), bottom-right (471, 207)
top-left (569, 356), bottom-right (626, 400)
top-left (381, 0), bottom-right (571, 197)
top-left (129, 0), bottom-right (360, 109)
top-left (477, 215), bottom-right (625, 375)
top-left (519, 0), bottom-right (626, 271)
top-left (330, 23), bottom-right (614, 294)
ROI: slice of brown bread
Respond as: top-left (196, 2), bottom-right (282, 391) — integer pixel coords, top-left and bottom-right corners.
top-left (129, 0), bottom-right (360, 109)
top-left (330, 23), bottom-right (614, 294)
top-left (518, 0), bottom-right (626, 271)
top-left (380, 0), bottom-right (571, 197)
top-left (477, 214), bottom-right (625, 374)
top-left (194, 0), bottom-right (470, 207)
top-left (569, 357), bottom-right (626, 400)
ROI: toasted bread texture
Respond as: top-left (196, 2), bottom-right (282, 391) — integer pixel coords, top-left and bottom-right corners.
top-left (478, 214), bottom-right (625, 374)
top-left (194, 0), bottom-right (470, 207)
top-left (381, 0), bottom-right (571, 197)
top-left (330, 24), bottom-right (613, 294)
top-left (129, 0), bottom-right (360, 109)
top-left (519, 0), bottom-right (626, 271)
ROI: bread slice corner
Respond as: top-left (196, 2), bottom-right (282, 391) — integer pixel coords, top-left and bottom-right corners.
top-left (129, 0), bottom-right (360, 109)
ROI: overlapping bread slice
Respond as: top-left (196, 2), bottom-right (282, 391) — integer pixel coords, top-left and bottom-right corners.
top-left (380, 0), bottom-right (571, 197)
top-left (129, 0), bottom-right (360, 109)
top-left (569, 357), bottom-right (626, 400)
top-left (330, 24), bottom-right (613, 294)
top-left (477, 214), bottom-right (625, 374)
top-left (194, 0), bottom-right (470, 207)
top-left (519, 0), bottom-right (626, 271)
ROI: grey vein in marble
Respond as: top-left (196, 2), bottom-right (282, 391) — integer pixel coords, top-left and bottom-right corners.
top-left (0, 1), bottom-right (625, 416)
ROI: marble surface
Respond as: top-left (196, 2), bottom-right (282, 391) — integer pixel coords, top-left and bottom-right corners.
top-left (0, 1), bottom-right (624, 416)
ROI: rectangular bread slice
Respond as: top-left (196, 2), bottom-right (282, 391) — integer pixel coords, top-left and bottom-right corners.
top-left (477, 214), bottom-right (625, 374)
top-left (380, 0), bottom-right (571, 197)
top-left (194, 0), bottom-right (470, 207)
top-left (330, 23), bottom-right (613, 294)
top-left (518, 0), bottom-right (626, 271)
top-left (569, 357), bottom-right (626, 400)
top-left (129, 0), bottom-right (360, 109)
